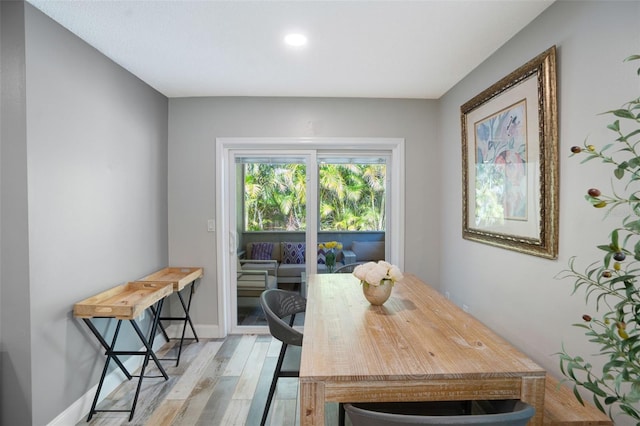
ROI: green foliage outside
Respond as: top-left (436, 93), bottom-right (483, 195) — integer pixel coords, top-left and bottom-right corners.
top-left (557, 55), bottom-right (640, 424)
top-left (244, 163), bottom-right (386, 231)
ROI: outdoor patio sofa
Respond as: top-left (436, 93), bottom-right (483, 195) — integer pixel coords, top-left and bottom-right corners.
top-left (241, 240), bottom-right (386, 286)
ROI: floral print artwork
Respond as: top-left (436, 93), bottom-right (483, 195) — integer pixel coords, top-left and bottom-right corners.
top-left (474, 100), bottom-right (528, 226)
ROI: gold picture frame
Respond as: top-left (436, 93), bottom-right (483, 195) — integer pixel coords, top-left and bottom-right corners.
top-left (461, 46), bottom-right (558, 259)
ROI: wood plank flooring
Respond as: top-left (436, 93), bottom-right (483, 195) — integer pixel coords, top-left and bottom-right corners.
top-left (76, 334), bottom-right (345, 426)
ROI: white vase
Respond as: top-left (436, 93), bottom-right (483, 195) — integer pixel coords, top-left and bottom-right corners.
top-left (362, 279), bottom-right (393, 305)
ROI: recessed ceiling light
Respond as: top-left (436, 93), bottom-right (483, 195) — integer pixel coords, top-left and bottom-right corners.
top-left (284, 33), bottom-right (307, 47)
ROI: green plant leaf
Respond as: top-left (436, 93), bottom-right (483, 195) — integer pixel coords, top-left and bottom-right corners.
top-left (593, 395), bottom-right (606, 413)
top-left (612, 229), bottom-right (620, 248)
top-left (573, 386), bottom-right (585, 405)
top-left (610, 109), bottom-right (635, 119)
top-left (581, 155), bottom-right (601, 164)
top-left (625, 129), bottom-right (640, 141)
top-left (605, 396), bottom-right (619, 405)
top-left (608, 120), bottom-right (621, 132)
top-left (621, 404), bottom-right (640, 419)
top-left (583, 382), bottom-right (608, 397)
top-left (611, 275), bottom-right (636, 285)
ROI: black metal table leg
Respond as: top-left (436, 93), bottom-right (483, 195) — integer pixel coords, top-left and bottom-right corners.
top-left (149, 303), bottom-right (170, 342)
top-left (183, 281), bottom-right (199, 342)
top-left (82, 318), bottom-right (131, 380)
top-left (127, 299), bottom-right (168, 420)
top-left (86, 319), bottom-right (124, 421)
top-left (173, 282), bottom-right (200, 365)
top-left (82, 298), bottom-right (170, 422)
top-left (156, 279), bottom-right (200, 366)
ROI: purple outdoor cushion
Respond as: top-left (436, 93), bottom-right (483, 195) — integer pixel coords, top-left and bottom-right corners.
top-left (251, 242), bottom-right (274, 260)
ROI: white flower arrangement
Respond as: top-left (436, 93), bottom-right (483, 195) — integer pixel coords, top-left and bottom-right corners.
top-left (353, 261), bottom-right (404, 287)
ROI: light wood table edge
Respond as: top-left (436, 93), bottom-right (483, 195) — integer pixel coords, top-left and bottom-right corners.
top-left (300, 374), bottom-right (545, 425)
top-left (323, 377), bottom-right (532, 401)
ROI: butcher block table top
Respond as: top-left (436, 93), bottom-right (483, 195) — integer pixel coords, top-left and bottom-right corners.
top-left (299, 273), bottom-right (546, 425)
top-left (73, 281), bottom-right (173, 320)
top-left (138, 267), bottom-right (203, 291)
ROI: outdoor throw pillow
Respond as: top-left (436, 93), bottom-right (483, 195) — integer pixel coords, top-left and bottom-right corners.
top-left (282, 242), bottom-right (305, 264)
top-left (251, 242), bottom-right (274, 260)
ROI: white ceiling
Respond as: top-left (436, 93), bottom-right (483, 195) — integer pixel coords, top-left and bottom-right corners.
top-left (26, 0), bottom-right (554, 99)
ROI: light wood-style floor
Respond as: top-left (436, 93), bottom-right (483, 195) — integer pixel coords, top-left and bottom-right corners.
top-left (76, 334), bottom-right (345, 426)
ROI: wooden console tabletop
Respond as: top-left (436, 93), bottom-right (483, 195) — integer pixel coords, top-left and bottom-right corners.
top-left (136, 266), bottom-right (204, 366)
top-left (73, 281), bottom-right (173, 320)
top-left (138, 267), bottom-right (203, 291)
top-left (300, 273), bottom-right (546, 425)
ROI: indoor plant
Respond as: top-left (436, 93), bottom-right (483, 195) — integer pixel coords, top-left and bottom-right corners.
top-left (319, 241), bottom-right (343, 272)
top-left (557, 54), bottom-right (640, 424)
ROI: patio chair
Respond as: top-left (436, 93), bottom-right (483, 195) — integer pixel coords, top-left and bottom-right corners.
top-left (237, 259), bottom-right (277, 297)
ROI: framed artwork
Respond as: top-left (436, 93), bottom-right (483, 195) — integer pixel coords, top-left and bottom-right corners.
top-left (461, 46), bottom-right (558, 259)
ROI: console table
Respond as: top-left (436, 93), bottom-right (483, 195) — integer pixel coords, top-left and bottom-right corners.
top-left (74, 281), bottom-right (173, 421)
top-left (138, 267), bottom-right (203, 366)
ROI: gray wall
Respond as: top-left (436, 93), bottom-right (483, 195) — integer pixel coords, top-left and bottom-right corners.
top-left (1, 3), bottom-right (169, 425)
top-left (1, 1), bottom-right (32, 424)
top-left (168, 97), bottom-right (441, 327)
top-left (439, 2), bottom-right (639, 424)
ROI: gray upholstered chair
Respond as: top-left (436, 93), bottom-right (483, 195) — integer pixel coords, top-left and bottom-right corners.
top-left (344, 400), bottom-right (535, 426)
top-left (259, 289), bottom-right (306, 426)
top-left (237, 259), bottom-right (277, 297)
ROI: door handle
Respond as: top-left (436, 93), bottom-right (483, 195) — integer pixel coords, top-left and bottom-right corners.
top-left (229, 232), bottom-right (236, 254)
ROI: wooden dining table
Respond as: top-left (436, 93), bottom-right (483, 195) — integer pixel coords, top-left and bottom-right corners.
top-left (299, 273), bottom-right (546, 425)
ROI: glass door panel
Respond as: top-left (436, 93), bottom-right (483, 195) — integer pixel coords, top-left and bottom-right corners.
top-left (316, 154), bottom-right (389, 272)
top-left (234, 156), bottom-right (309, 329)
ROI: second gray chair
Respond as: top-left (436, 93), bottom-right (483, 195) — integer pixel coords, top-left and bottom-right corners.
top-left (344, 400), bottom-right (535, 426)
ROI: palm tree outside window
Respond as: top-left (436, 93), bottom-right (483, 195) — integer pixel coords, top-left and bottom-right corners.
top-left (243, 160), bottom-right (386, 232)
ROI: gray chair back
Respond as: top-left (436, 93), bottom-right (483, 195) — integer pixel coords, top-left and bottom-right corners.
top-left (333, 262), bottom-right (366, 273)
top-left (344, 400), bottom-right (535, 426)
top-left (260, 289), bottom-right (305, 346)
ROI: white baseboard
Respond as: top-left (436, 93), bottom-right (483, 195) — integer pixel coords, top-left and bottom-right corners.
top-left (47, 323), bottom-right (222, 425)
top-left (163, 323), bottom-right (222, 339)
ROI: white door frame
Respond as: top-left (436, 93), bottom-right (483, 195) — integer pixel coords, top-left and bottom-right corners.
top-left (215, 137), bottom-right (405, 337)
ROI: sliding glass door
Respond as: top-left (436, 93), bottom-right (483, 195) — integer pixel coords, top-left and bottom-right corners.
top-left (216, 138), bottom-right (404, 336)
